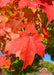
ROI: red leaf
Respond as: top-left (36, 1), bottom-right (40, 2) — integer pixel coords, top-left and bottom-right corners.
top-left (0, 56), bottom-right (6, 66)
top-left (18, 0), bottom-right (37, 11)
top-left (0, 0), bottom-right (13, 8)
top-left (0, 56), bottom-right (11, 68)
top-left (6, 19), bottom-right (25, 33)
top-left (0, 15), bottom-right (6, 36)
top-left (35, 0), bottom-right (53, 5)
top-left (41, 24), bottom-right (49, 42)
top-left (43, 4), bottom-right (54, 26)
top-left (5, 23), bottom-right (45, 70)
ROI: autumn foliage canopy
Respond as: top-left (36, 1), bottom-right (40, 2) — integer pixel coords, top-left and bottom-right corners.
top-left (0, 0), bottom-right (54, 71)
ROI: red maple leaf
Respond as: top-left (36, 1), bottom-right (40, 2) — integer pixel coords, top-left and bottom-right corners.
top-left (18, 0), bottom-right (37, 11)
top-left (6, 19), bottom-right (26, 33)
top-left (0, 56), bottom-right (11, 68)
top-left (0, 0), bottom-right (13, 8)
top-left (5, 23), bottom-right (45, 70)
top-left (0, 56), bottom-right (6, 66)
top-left (0, 15), bottom-right (6, 36)
top-left (41, 24), bottom-right (49, 42)
top-left (43, 4), bottom-right (54, 26)
top-left (35, 0), bottom-right (53, 5)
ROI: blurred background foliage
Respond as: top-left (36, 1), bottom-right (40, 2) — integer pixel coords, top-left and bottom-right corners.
top-left (46, 20), bottom-right (54, 61)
